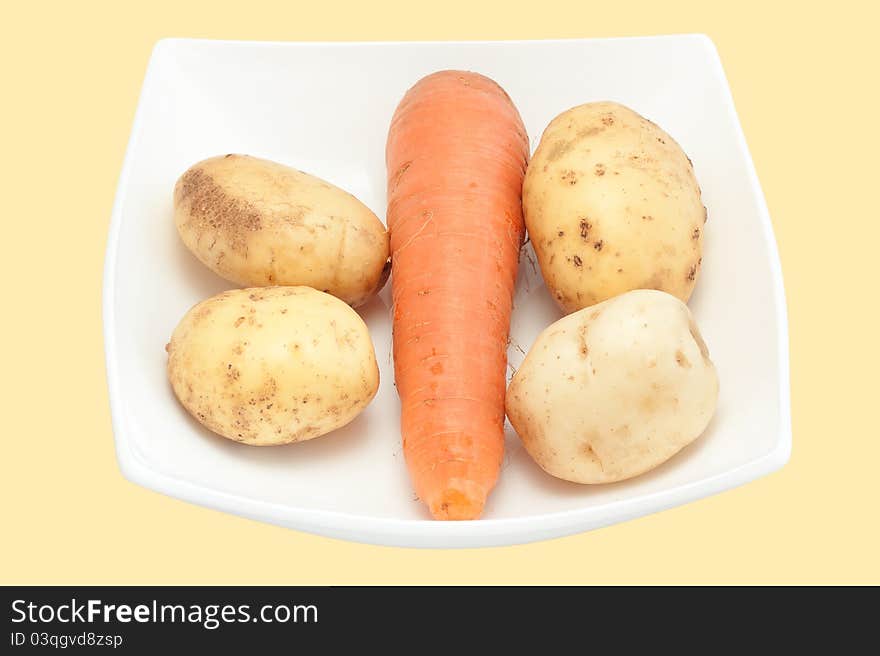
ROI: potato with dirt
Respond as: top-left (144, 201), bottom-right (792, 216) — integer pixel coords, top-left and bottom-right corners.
top-left (174, 155), bottom-right (390, 307)
top-left (523, 102), bottom-right (706, 313)
top-left (505, 290), bottom-right (718, 483)
top-left (166, 286), bottom-right (380, 445)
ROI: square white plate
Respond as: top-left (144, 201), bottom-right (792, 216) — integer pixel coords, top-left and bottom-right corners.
top-left (104, 35), bottom-right (790, 548)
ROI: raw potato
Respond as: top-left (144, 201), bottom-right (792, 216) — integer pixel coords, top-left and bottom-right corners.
top-left (174, 155), bottom-right (390, 307)
top-left (523, 102), bottom-right (706, 313)
top-left (506, 290), bottom-right (718, 483)
top-left (167, 286), bottom-right (379, 446)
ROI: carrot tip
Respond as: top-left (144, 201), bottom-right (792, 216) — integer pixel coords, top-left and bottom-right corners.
top-left (427, 480), bottom-right (487, 521)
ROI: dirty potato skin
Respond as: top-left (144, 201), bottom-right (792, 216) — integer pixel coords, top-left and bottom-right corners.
top-left (166, 286), bottom-right (380, 446)
top-left (174, 155), bottom-right (390, 307)
top-left (523, 102), bottom-right (706, 313)
top-left (505, 290), bottom-right (718, 483)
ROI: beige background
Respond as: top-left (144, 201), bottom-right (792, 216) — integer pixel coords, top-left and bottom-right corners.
top-left (2, 0), bottom-right (877, 584)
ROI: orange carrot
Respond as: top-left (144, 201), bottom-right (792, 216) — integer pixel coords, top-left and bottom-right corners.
top-left (386, 71), bottom-right (529, 520)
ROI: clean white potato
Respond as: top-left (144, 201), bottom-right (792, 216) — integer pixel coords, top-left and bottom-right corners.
top-left (506, 290), bottom-right (718, 483)
top-left (174, 154), bottom-right (390, 307)
top-left (167, 286), bottom-right (379, 446)
top-left (523, 102), bottom-right (706, 313)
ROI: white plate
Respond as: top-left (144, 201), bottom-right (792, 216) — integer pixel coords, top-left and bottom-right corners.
top-left (104, 35), bottom-right (790, 548)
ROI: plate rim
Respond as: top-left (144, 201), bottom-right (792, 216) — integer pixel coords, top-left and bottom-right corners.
top-left (102, 34), bottom-right (791, 548)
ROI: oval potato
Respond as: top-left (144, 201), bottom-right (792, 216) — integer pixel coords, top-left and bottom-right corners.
top-left (167, 286), bottom-right (379, 445)
top-left (523, 102), bottom-right (706, 313)
top-left (174, 155), bottom-right (390, 307)
top-left (506, 290), bottom-right (718, 483)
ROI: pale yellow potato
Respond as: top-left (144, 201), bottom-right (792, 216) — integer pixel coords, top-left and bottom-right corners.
top-left (506, 290), bottom-right (718, 483)
top-left (523, 102), bottom-right (706, 313)
top-left (167, 286), bottom-right (379, 446)
top-left (174, 155), bottom-right (390, 307)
